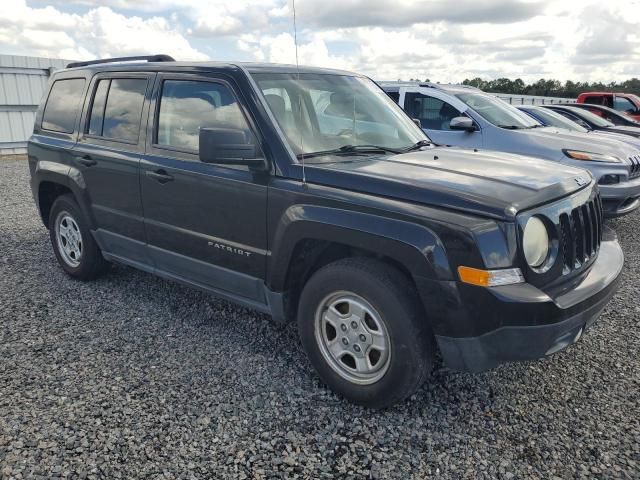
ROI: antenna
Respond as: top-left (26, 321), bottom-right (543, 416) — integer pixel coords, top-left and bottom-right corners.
top-left (292, 0), bottom-right (306, 184)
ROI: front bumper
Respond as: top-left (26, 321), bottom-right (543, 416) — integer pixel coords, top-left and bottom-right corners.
top-left (599, 174), bottom-right (640, 217)
top-left (432, 234), bottom-right (624, 373)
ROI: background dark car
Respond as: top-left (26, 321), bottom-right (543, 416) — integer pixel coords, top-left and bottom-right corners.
top-left (544, 105), bottom-right (640, 139)
top-left (572, 103), bottom-right (640, 127)
top-left (519, 105), bottom-right (640, 150)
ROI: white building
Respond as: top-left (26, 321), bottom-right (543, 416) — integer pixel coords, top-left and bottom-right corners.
top-left (0, 55), bottom-right (70, 155)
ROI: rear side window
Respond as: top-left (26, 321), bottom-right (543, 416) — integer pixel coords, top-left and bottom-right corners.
top-left (405, 93), bottom-right (460, 130)
top-left (156, 80), bottom-right (250, 153)
top-left (42, 78), bottom-right (86, 133)
top-left (87, 78), bottom-right (147, 143)
top-left (583, 95), bottom-right (603, 105)
top-left (88, 80), bottom-right (109, 136)
top-left (386, 91), bottom-right (400, 103)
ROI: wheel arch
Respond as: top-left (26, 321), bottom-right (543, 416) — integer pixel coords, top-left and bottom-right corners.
top-left (34, 164), bottom-right (95, 230)
top-left (267, 205), bottom-right (453, 321)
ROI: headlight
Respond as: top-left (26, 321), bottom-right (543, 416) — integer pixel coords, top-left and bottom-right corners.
top-left (563, 149), bottom-right (622, 163)
top-left (522, 217), bottom-right (549, 268)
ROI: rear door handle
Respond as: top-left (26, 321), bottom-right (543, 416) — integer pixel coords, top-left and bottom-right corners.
top-left (75, 155), bottom-right (96, 167)
top-left (146, 169), bottom-right (174, 183)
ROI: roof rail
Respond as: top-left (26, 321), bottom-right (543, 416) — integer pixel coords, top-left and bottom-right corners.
top-left (66, 54), bottom-right (175, 69)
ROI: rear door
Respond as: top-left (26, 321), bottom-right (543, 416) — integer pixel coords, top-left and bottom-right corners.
top-left (402, 89), bottom-right (482, 148)
top-left (140, 72), bottom-right (269, 303)
top-left (74, 72), bottom-right (155, 265)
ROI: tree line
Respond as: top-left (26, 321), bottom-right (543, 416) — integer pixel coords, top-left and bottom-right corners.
top-left (460, 77), bottom-right (640, 98)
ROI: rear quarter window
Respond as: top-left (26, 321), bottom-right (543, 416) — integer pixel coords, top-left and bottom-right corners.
top-left (41, 78), bottom-right (86, 133)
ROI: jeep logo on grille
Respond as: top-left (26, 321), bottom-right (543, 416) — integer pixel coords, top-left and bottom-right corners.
top-left (574, 176), bottom-right (588, 186)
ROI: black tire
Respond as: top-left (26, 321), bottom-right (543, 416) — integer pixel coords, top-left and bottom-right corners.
top-left (297, 258), bottom-right (434, 408)
top-left (48, 194), bottom-right (108, 280)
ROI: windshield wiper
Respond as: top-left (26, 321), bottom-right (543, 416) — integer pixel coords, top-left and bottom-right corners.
top-left (296, 144), bottom-right (401, 160)
top-left (497, 125), bottom-right (522, 130)
top-left (401, 139), bottom-right (432, 152)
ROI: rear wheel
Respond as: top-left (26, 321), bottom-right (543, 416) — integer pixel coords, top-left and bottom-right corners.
top-left (49, 194), bottom-right (108, 280)
top-left (297, 258), bottom-right (434, 408)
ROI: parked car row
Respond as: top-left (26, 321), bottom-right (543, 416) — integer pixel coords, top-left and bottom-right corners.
top-left (380, 82), bottom-right (640, 217)
top-left (28, 56), bottom-right (628, 408)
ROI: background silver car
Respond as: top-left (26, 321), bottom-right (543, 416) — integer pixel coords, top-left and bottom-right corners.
top-left (380, 82), bottom-right (640, 217)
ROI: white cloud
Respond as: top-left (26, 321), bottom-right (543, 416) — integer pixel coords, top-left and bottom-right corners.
top-left (0, 0), bottom-right (208, 60)
top-left (0, 0), bottom-right (638, 83)
top-left (296, 0), bottom-right (547, 28)
top-left (237, 32), bottom-right (352, 70)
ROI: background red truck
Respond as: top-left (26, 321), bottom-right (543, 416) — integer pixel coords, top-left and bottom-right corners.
top-left (577, 92), bottom-right (640, 121)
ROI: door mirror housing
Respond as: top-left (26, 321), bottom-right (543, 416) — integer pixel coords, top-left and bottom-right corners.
top-left (449, 116), bottom-right (477, 132)
top-left (199, 127), bottom-right (266, 169)
top-left (412, 118), bottom-right (422, 128)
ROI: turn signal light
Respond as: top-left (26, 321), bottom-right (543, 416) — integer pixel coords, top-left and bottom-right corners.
top-left (458, 266), bottom-right (524, 287)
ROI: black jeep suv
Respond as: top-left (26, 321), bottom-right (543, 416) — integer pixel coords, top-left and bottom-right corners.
top-left (28, 55), bottom-right (623, 408)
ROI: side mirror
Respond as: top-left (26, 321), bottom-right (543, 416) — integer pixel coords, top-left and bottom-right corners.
top-left (199, 127), bottom-right (266, 169)
top-left (449, 116), bottom-right (477, 132)
top-left (412, 118), bottom-right (422, 128)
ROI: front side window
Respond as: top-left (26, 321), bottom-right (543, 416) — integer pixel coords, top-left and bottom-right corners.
top-left (614, 96), bottom-right (636, 113)
top-left (251, 73), bottom-right (426, 158)
top-left (405, 93), bottom-right (461, 130)
top-left (156, 80), bottom-right (249, 153)
top-left (455, 92), bottom-right (538, 129)
top-left (86, 78), bottom-right (147, 143)
top-left (42, 78), bottom-right (86, 133)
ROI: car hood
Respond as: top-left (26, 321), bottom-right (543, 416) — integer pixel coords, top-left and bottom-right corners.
top-left (518, 127), bottom-right (639, 160)
top-left (301, 147), bottom-right (593, 220)
top-left (592, 130), bottom-right (640, 150)
top-left (606, 125), bottom-right (640, 137)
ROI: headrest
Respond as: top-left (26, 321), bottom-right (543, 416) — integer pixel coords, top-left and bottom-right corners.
top-left (265, 94), bottom-right (286, 117)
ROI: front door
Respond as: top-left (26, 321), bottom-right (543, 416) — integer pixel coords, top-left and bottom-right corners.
top-left (403, 91), bottom-right (483, 148)
top-left (140, 73), bottom-right (269, 303)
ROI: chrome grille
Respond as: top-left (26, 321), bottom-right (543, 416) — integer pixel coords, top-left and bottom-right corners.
top-left (558, 195), bottom-right (603, 274)
top-left (630, 155), bottom-right (640, 178)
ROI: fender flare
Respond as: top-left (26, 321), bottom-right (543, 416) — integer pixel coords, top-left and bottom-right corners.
top-left (34, 161), bottom-right (96, 230)
top-left (267, 204), bottom-right (453, 291)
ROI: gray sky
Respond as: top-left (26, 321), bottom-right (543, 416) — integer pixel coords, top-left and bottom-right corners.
top-left (2, 0), bottom-right (639, 82)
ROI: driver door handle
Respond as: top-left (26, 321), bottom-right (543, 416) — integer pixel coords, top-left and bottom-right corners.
top-left (146, 169), bottom-right (174, 183)
top-left (75, 155), bottom-right (96, 167)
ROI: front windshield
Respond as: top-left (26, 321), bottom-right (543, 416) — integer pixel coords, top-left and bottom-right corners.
top-left (527, 107), bottom-right (588, 132)
top-left (455, 92), bottom-right (539, 129)
top-left (566, 107), bottom-right (615, 127)
top-left (251, 73), bottom-right (427, 158)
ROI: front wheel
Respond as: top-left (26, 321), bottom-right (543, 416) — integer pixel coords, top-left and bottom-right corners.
top-left (297, 258), bottom-right (434, 408)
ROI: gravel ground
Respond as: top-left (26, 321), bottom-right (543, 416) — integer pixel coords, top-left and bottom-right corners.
top-left (0, 155), bottom-right (638, 479)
